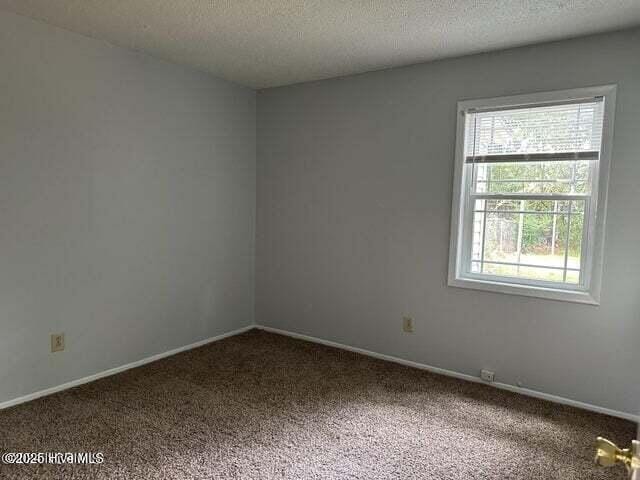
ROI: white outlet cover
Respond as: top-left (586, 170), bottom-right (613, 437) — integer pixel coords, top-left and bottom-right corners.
top-left (51, 333), bottom-right (65, 353)
top-left (480, 369), bottom-right (495, 382)
top-left (402, 317), bottom-right (414, 332)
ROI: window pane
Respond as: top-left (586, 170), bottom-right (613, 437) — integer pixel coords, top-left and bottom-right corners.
top-left (480, 263), bottom-right (567, 283)
top-left (567, 209), bottom-right (584, 271)
top-left (482, 213), bottom-right (518, 263)
top-left (565, 270), bottom-right (580, 284)
top-left (471, 210), bottom-right (484, 261)
top-left (471, 200), bottom-right (586, 284)
top-left (471, 161), bottom-right (593, 194)
top-left (521, 213), bottom-right (567, 268)
top-left (558, 200), bottom-right (585, 214)
top-left (480, 213), bottom-right (567, 267)
top-left (476, 199), bottom-right (584, 214)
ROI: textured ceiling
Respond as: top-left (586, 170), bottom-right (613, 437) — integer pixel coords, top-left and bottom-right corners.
top-left (1, 1), bottom-right (639, 89)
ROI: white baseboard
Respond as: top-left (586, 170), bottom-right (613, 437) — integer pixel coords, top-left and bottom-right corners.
top-left (255, 325), bottom-right (639, 423)
top-left (0, 324), bottom-right (254, 411)
top-left (3, 323), bottom-right (636, 423)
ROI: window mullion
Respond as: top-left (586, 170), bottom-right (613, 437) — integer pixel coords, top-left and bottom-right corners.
top-left (516, 200), bottom-right (524, 275)
top-left (479, 204), bottom-right (488, 274)
top-left (562, 202), bottom-right (573, 282)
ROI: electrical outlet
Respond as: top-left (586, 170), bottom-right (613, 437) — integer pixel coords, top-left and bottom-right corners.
top-left (51, 333), bottom-right (65, 353)
top-left (402, 316), bottom-right (414, 333)
top-left (480, 369), bottom-right (495, 382)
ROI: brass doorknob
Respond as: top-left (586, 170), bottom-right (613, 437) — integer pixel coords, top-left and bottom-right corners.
top-left (595, 437), bottom-right (639, 473)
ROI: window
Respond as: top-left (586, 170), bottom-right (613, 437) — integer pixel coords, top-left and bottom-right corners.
top-left (448, 86), bottom-right (616, 304)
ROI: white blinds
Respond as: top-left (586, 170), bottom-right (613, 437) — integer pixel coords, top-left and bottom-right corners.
top-left (465, 98), bottom-right (605, 163)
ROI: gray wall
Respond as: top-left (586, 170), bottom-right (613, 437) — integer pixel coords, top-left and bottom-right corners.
top-left (257, 28), bottom-right (640, 416)
top-left (0, 11), bottom-right (255, 405)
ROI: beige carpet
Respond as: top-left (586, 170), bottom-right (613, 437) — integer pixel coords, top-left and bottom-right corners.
top-left (0, 329), bottom-right (635, 479)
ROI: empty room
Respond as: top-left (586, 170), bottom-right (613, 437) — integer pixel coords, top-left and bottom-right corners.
top-left (1, 1), bottom-right (639, 479)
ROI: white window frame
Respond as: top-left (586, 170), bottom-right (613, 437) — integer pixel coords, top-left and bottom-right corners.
top-left (448, 85), bottom-right (617, 305)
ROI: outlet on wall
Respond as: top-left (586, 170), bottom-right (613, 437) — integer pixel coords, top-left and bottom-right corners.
top-left (402, 316), bottom-right (414, 333)
top-left (480, 369), bottom-right (495, 382)
top-left (51, 333), bottom-right (65, 353)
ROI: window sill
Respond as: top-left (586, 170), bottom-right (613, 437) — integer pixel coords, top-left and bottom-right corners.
top-left (448, 276), bottom-right (600, 305)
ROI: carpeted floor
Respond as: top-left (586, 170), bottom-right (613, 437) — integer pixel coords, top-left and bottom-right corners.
top-left (0, 329), bottom-right (635, 479)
